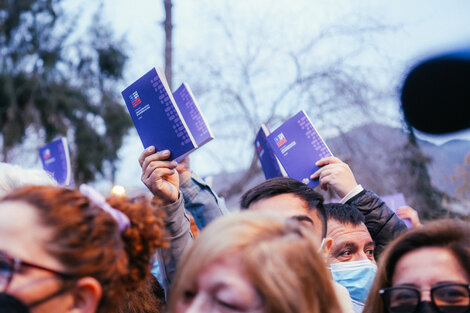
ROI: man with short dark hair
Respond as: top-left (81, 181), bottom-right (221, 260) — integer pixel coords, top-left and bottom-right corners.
top-left (324, 203), bottom-right (377, 313)
top-left (241, 177), bottom-right (354, 313)
top-left (240, 177), bottom-right (327, 240)
top-left (241, 157), bottom-right (406, 313)
top-left (311, 156), bottom-right (407, 258)
top-left (324, 203), bottom-right (375, 264)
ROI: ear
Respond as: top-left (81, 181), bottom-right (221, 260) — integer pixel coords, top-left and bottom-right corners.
top-left (69, 277), bottom-right (102, 313)
top-left (320, 237), bottom-right (333, 260)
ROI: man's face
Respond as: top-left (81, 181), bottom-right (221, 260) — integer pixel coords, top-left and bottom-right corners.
top-left (326, 219), bottom-right (375, 265)
top-left (248, 193), bottom-right (324, 242)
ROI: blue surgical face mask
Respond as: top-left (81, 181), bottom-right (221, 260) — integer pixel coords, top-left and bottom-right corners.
top-left (330, 260), bottom-right (377, 308)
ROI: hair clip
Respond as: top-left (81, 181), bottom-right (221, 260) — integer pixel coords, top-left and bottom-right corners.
top-left (79, 184), bottom-right (130, 231)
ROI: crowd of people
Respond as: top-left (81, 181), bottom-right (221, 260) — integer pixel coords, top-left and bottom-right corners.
top-left (1, 48), bottom-right (469, 313)
top-left (1, 144), bottom-right (468, 313)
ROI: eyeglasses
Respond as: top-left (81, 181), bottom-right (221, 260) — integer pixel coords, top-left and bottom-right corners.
top-left (380, 283), bottom-right (470, 313)
top-left (0, 250), bottom-right (75, 292)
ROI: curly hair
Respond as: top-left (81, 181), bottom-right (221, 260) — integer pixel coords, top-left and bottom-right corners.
top-left (2, 185), bottom-right (167, 313)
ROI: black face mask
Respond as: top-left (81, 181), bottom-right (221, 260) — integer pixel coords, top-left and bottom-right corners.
top-left (0, 293), bottom-right (30, 313)
top-left (0, 285), bottom-right (73, 313)
top-left (416, 301), bottom-right (440, 313)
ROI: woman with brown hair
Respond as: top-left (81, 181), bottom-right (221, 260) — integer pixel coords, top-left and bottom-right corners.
top-left (0, 185), bottom-right (166, 313)
top-left (364, 219), bottom-right (470, 313)
top-left (169, 211), bottom-right (341, 313)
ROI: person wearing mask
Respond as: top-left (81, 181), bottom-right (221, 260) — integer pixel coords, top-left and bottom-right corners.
top-left (169, 211), bottom-right (342, 313)
top-left (325, 203), bottom-right (377, 313)
top-left (311, 156), bottom-right (407, 258)
top-left (240, 177), bottom-right (353, 313)
top-left (364, 219), bottom-right (470, 313)
top-left (240, 157), bottom-right (407, 312)
top-left (0, 185), bottom-right (165, 313)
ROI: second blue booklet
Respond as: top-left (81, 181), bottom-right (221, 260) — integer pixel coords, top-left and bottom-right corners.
top-left (255, 124), bottom-right (287, 179)
top-left (39, 137), bottom-right (73, 186)
top-left (267, 110), bottom-right (333, 188)
top-left (122, 67), bottom-right (214, 160)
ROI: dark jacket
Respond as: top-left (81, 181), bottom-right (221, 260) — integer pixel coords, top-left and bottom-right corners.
top-left (347, 189), bottom-right (408, 259)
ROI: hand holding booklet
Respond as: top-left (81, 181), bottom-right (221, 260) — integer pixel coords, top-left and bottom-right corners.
top-left (121, 67), bottom-right (214, 160)
top-left (255, 110), bottom-right (333, 188)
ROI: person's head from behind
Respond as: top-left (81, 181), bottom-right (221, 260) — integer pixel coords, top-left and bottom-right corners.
top-left (0, 185), bottom-right (165, 313)
top-left (325, 203), bottom-right (376, 309)
top-left (170, 211), bottom-right (340, 313)
top-left (240, 177), bottom-right (327, 242)
top-left (364, 219), bottom-right (470, 313)
top-left (0, 163), bottom-right (57, 197)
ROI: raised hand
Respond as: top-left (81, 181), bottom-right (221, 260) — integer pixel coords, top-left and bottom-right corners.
top-left (310, 156), bottom-right (358, 198)
top-left (139, 146), bottom-right (179, 206)
top-left (396, 206), bottom-right (422, 228)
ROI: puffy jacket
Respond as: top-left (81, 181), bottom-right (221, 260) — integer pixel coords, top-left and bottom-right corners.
top-left (347, 189), bottom-right (408, 259)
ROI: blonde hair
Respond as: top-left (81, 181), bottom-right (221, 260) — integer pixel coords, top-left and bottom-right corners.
top-left (0, 163), bottom-right (57, 197)
top-left (169, 211), bottom-right (340, 313)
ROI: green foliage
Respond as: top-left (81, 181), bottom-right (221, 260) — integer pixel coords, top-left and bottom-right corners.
top-left (0, 0), bottom-right (132, 183)
top-left (98, 46), bottom-right (127, 79)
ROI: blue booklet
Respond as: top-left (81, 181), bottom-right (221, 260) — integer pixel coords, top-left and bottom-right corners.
top-left (381, 193), bottom-right (413, 228)
top-left (255, 124), bottom-right (287, 179)
top-left (39, 137), bottom-right (73, 186)
top-left (266, 110), bottom-right (333, 188)
top-left (122, 67), bottom-right (213, 160)
top-left (172, 83), bottom-right (214, 148)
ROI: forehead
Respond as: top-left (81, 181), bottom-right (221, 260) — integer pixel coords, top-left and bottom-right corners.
top-left (327, 219), bottom-right (372, 244)
top-left (248, 193), bottom-right (309, 217)
top-left (392, 247), bottom-right (470, 286)
top-left (248, 193), bottom-right (324, 241)
top-left (199, 257), bottom-right (251, 288)
top-left (0, 201), bottom-right (56, 265)
top-left (194, 257), bottom-right (262, 306)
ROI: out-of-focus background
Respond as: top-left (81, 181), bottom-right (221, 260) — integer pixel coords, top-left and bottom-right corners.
top-left (1, 0), bottom-right (469, 218)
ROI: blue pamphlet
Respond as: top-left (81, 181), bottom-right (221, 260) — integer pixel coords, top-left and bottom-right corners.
top-left (381, 193), bottom-right (413, 228)
top-left (172, 83), bottom-right (214, 148)
top-left (39, 137), bottom-right (73, 186)
top-left (267, 110), bottom-right (333, 188)
top-left (122, 67), bottom-right (213, 160)
top-left (255, 124), bottom-right (287, 179)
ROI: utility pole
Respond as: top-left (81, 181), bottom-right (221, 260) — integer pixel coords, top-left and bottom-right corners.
top-left (163, 0), bottom-right (173, 89)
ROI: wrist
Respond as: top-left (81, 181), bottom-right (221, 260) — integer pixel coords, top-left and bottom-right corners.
top-left (151, 192), bottom-right (179, 207)
top-left (339, 184), bottom-right (363, 204)
top-left (179, 170), bottom-right (192, 185)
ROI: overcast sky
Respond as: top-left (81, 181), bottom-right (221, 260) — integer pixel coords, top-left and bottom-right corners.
top-left (67, 0), bottom-right (470, 192)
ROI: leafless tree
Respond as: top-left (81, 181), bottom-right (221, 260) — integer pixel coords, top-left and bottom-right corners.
top-left (177, 2), bottom-right (398, 200)
top-left (451, 152), bottom-right (470, 199)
